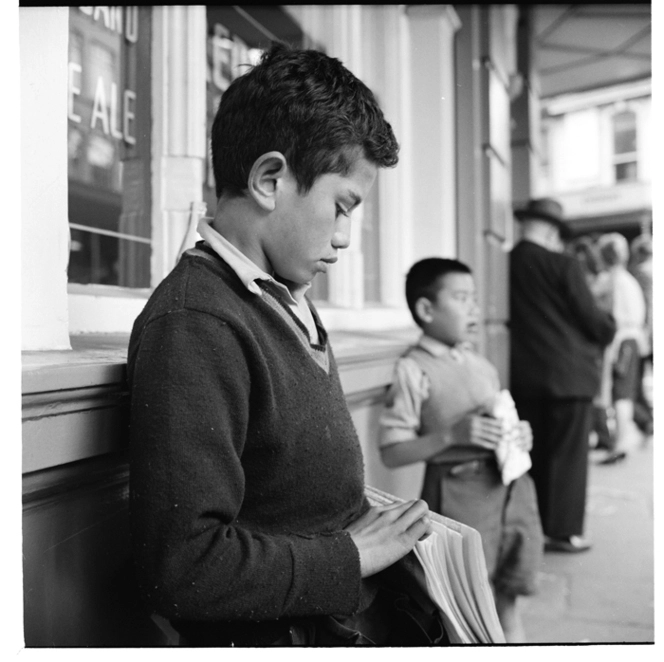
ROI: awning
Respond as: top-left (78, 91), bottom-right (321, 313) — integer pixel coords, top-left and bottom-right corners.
top-left (533, 4), bottom-right (651, 99)
top-left (566, 208), bottom-right (652, 238)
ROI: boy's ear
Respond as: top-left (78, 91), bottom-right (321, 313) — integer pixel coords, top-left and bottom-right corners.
top-left (415, 297), bottom-right (433, 325)
top-left (247, 151), bottom-right (288, 212)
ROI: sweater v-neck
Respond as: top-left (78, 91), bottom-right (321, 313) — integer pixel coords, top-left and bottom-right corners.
top-left (183, 245), bottom-right (330, 375)
top-left (258, 280), bottom-right (330, 375)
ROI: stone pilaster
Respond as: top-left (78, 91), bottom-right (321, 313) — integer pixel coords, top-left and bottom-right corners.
top-left (150, 5), bottom-right (207, 284)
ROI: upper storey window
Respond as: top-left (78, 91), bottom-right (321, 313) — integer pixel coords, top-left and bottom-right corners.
top-left (612, 109), bottom-right (638, 183)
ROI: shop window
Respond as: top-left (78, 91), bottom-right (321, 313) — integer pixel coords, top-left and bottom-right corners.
top-left (67, 7), bottom-right (152, 288)
top-left (612, 109), bottom-right (638, 183)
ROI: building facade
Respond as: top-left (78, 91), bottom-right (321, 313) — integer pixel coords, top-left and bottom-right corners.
top-left (539, 79), bottom-right (652, 240)
top-left (21, 4), bottom-right (538, 645)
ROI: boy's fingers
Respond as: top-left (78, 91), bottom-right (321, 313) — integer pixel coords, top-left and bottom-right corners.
top-left (408, 514), bottom-right (432, 541)
top-left (479, 419), bottom-right (505, 433)
top-left (386, 500), bottom-right (430, 538)
top-left (356, 499), bottom-right (428, 532)
top-left (471, 424), bottom-right (503, 447)
top-left (473, 439), bottom-right (498, 450)
top-left (472, 417), bottom-right (503, 435)
top-left (394, 499), bottom-right (429, 523)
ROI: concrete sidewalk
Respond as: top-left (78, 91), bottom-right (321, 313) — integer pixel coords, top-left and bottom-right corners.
top-left (519, 436), bottom-right (655, 645)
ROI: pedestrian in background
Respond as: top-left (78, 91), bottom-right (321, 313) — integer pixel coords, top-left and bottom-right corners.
top-left (569, 235), bottom-right (613, 313)
top-left (509, 198), bottom-right (616, 554)
top-left (568, 236), bottom-right (616, 456)
top-left (629, 234), bottom-right (653, 438)
top-left (596, 233), bottom-right (648, 461)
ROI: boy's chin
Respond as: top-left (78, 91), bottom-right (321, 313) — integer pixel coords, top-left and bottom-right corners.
top-left (459, 330), bottom-right (478, 346)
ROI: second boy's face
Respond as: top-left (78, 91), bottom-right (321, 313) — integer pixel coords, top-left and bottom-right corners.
top-left (425, 273), bottom-right (479, 346)
top-left (265, 155), bottom-right (378, 286)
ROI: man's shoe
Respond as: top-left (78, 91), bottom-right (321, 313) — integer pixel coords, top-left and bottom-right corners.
top-left (544, 535), bottom-right (592, 553)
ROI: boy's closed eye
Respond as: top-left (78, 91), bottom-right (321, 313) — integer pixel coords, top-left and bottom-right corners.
top-left (336, 204), bottom-right (350, 218)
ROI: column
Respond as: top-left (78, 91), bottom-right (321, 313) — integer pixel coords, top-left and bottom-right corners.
top-left (20, 8), bottom-right (71, 350)
top-left (511, 5), bottom-right (541, 208)
top-left (406, 5), bottom-right (461, 261)
top-left (151, 5), bottom-right (208, 285)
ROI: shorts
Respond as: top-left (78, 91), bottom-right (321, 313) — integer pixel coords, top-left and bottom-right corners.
top-left (612, 338), bottom-right (640, 401)
top-left (421, 459), bottom-right (543, 597)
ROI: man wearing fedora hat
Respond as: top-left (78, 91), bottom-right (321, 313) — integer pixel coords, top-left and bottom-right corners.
top-left (509, 198), bottom-right (616, 553)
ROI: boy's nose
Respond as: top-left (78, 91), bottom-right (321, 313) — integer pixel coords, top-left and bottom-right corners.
top-left (332, 218), bottom-right (351, 249)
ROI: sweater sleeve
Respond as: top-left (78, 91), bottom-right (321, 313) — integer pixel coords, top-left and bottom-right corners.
top-left (128, 309), bottom-right (362, 623)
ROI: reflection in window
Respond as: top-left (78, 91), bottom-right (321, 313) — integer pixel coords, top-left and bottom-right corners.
top-left (68, 227), bottom-right (151, 286)
top-left (67, 7), bottom-right (151, 288)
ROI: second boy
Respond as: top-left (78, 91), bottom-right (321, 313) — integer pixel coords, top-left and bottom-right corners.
top-left (380, 257), bottom-right (544, 643)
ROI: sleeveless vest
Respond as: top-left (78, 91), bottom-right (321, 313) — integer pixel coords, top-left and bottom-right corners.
top-left (407, 343), bottom-right (500, 464)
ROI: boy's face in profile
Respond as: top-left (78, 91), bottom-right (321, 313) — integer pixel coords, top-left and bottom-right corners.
top-left (422, 272), bottom-right (479, 346)
top-left (265, 155), bottom-right (377, 286)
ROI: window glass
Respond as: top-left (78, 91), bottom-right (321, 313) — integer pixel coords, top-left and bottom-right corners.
top-left (204, 19), bottom-right (263, 216)
top-left (67, 7), bottom-right (152, 288)
top-left (613, 110), bottom-right (637, 155)
top-left (615, 161), bottom-right (638, 182)
top-left (612, 109), bottom-right (638, 183)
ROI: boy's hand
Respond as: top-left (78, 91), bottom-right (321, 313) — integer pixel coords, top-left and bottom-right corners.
top-left (345, 500), bottom-right (431, 578)
top-left (516, 420), bottom-right (533, 451)
top-left (454, 415), bottom-right (505, 450)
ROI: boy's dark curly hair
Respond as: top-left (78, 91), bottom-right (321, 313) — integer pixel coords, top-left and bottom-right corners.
top-left (211, 42), bottom-right (399, 199)
top-left (405, 258), bottom-right (472, 328)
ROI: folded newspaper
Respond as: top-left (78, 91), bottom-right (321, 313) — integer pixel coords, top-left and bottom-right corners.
top-left (365, 485), bottom-right (506, 644)
top-left (489, 389), bottom-right (532, 485)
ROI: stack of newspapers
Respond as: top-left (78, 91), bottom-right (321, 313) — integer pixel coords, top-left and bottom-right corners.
top-left (365, 485), bottom-right (506, 644)
top-left (490, 389), bottom-right (532, 486)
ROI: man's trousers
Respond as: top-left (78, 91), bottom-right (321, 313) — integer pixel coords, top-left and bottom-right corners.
top-left (512, 396), bottom-right (593, 539)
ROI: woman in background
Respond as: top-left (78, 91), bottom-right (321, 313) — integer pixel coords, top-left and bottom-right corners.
top-left (596, 233), bottom-right (648, 463)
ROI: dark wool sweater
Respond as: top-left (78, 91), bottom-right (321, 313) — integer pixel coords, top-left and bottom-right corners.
top-left (127, 245), bottom-right (367, 628)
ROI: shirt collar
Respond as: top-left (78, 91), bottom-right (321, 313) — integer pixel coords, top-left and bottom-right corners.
top-left (418, 334), bottom-right (471, 362)
top-left (197, 216), bottom-right (311, 304)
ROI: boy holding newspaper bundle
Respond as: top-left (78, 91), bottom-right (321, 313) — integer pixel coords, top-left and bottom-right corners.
top-left (380, 258), bottom-right (543, 643)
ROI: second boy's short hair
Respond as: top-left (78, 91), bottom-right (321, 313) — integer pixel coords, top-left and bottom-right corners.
top-left (211, 42), bottom-right (400, 199)
top-left (406, 258), bottom-right (472, 327)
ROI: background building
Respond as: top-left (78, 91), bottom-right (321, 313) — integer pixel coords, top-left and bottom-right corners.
top-left (540, 79), bottom-right (652, 240)
top-left (19, 4), bottom-right (652, 646)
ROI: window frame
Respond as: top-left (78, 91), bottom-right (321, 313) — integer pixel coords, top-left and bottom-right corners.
top-left (611, 106), bottom-right (638, 184)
